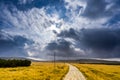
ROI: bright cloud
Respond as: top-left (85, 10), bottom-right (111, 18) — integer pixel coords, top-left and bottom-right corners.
top-left (0, 0), bottom-right (120, 59)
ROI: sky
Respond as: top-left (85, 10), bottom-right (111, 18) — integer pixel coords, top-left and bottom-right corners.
top-left (0, 0), bottom-right (120, 60)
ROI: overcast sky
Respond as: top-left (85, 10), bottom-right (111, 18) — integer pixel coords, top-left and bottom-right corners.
top-left (0, 0), bottom-right (120, 60)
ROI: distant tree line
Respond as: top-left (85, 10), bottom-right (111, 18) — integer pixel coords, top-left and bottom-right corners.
top-left (0, 59), bottom-right (31, 67)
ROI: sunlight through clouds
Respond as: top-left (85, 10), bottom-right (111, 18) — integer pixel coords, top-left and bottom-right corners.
top-left (0, 0), bottom-right (120, 59)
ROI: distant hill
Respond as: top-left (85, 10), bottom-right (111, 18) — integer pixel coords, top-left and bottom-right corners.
top-left (60, 58), bottom-right (120, 65)
top-left (0, 57), bottom-right (120, 65)
top-left (0, 57), bottom-right (28, 60)
top-left (0, 57), bottom-right (46, 62)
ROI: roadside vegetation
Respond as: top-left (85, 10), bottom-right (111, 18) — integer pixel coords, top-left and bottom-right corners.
top-left (0, 59), bottom-right (31, 67)
top-left (0, 62), bottom-right (68, 80)
top-left (74, 63), bottom-right (120, 80)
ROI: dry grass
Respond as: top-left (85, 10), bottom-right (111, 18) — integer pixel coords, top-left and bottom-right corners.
top-left (74, 63), bottom-right (120, 80)
top-left (0, 62), bottom-right (68, 80)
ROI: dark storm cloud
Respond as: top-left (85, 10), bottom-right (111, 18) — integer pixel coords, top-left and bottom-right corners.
top-left (104, 0), bottom-right (120, 26)
top-left (57, 28), bottom-right (120, 58)
top-left (106, 13), bottom-right (120, 27)
top-left (79, 29), bottom-right (120, 57)
top-left (46, 39), bottom-right (71, 51)
top-left (80, 29), bottom-right (120, 58)
top-left (80, 29), bottom-right (120, 50)
top-left (0, 0), bottom-right (120, 59)
top-left (46, 39), bottom-right (84, 57)
top-left (0, 32), bottom-right (33, 57)
top-left (83, 0), bottom-right (120, 19)
top-left (83, 0), bottom-right (107, 19)
top-left (58, 28), bottom-right (80, 40)
top-left (46, 39), bottom-right (72, 56)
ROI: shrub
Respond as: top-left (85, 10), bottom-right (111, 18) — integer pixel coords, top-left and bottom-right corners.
top-left (0, 59), bottom-right (31, 67)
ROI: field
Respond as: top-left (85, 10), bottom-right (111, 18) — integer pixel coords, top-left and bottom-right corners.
top-left (1, 61), bottom-right (120, 80)
top-left (0, 62), bottom-right (68, 80)
top-left (74, 63), bottom-right (120, 80)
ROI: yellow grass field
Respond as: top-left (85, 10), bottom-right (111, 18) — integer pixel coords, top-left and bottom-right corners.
top-left (0, 62), bottom-right (68, 80)
top-left (74, 64), bottom-right (120, 80)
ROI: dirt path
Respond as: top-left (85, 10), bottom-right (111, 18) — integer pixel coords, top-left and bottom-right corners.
top-left (63, 64), bottom-right (86, 80)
